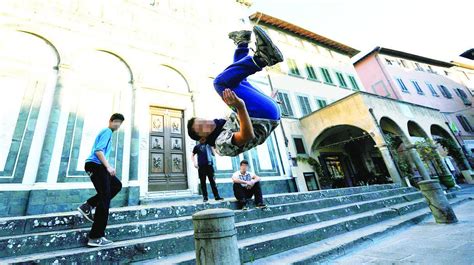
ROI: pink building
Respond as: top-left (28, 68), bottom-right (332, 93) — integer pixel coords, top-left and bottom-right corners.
top-left (354, 47), bottom-right (474, 158)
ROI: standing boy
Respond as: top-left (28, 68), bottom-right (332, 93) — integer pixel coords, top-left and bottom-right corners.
top-left (192, 142), bottom-right (224, 202)
top-left (77, 113), bottom-right (124, 247)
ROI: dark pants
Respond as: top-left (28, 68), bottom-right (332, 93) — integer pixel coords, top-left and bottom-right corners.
top-left (233, 182), bottom-right (263, 207)
top-left (213, 44), bottom-right (281, 120)
top-left (85, 162), bottom-right (122, 239)
top-left (198, 165), bottom-right (220, 199)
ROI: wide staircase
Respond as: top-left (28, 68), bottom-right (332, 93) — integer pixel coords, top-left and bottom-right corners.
top-left (0, 184), bottom-right (468, 264)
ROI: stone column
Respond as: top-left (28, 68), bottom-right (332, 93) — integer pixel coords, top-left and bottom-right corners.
top-left (127, 82), bottom-right (140, 205)
top-left (192, 208), bottom-right (240, 265)
top-left (418, 180), bottom-right (458, 224)
top-left (431, 144), bottom-right (460, 189)
top-left (36, 64), bottom-right (68, 182)
top-left (406, 144), bottom-right (431, 181)
top-left (450, 135), bottom-right (474, 183)
top-left (458, 151), bottom-right (474, 184)
top-left (376, 144), bottom-right (402, 184)
top-left (128, 82), bottom-right (139, 182)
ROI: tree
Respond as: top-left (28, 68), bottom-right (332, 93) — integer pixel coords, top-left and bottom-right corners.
top-left (296, 156), bottom-right (332, 188)
top-left (435, 137), bottom-right (467, 170)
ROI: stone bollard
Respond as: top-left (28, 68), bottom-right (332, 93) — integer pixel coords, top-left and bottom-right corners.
top-left (192, 208), bottom-right (241, 265)
top-left (418, 180), bottom-right (458, 224)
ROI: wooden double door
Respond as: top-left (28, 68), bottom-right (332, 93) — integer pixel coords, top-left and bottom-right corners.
top-left (148, 107), bottom-right (188, 191)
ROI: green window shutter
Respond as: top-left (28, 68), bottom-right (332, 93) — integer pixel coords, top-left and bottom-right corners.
top-left (287, 59), bottom-right (300, 76)
top-left (316, 99), bottom-right (327, 109)
top-left (278, 92), bottom-right (294, 116)
top-left (298, 96), bottom-right (311, 115)
top-left (349, 76), bottom-right (360, 90)
top-left (336, 72), bottom-right (347, 88)
top-left (305, 64), bottom-right (317, 80)
top-left (320, 68), bottom-right (333, 84)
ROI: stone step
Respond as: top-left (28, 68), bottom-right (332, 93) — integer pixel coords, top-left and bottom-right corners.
top-left (0, 184), bottom-right (403, 237)
top-left (147, 194), bottom-right (460, 265)
top-left (140, 191), bottom-right (202, 206)
top-left (144, 194), bottom-right (462, 265)
top-left (142, 193), bottom-right (459, 265)
top-left (238, 195), bottom-right (457, 263)
top-left (0, 189), bottom-right (421, 259)
top-left (245, 195), bottom-right (471, 265)
top-left (0, 189), bottom-right (423, 263)
top-left (0, 187), bottom-right (417, 259)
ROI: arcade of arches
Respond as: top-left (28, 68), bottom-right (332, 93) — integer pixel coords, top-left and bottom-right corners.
top-left (297, 92), bottom-right (474, 192)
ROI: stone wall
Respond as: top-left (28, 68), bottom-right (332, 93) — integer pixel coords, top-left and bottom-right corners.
top-left (0, 186), bottom-right (140, 217)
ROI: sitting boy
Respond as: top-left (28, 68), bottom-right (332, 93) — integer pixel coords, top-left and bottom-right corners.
top-left (187, 26), bottom-right (283, 156)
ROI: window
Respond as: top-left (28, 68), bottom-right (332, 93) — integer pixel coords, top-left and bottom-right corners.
top-left (305, 64), bottom-right (318, 80)
top-left (304, 172), bottom-right (318, 191)
top-left (348, 75), bottom-right (360, 90)
top-left (327, 49), bottom-right (334, 58)
top-left (297, 95), bottom-right (312, 116)
top-left (427, 65), bottom-right (437, 74)
top-left (396, 78), bottom-right (409, 92)
top-left (287, 59), bottom-right (300, 76)
top-left (456, 115), bottom-right (473, 132)
top-left (316, 98), bottom-right (327, 109)
top-left (438, 85), bottom-right (452, 98)
top-left (277, 92), bottom-right (294, 117)
top-left (425, 83), bottom-right (438, 96)
top-left (414, 63), bottom-right (424, 71)
top-left (455, 88), bottom-right (468, 99)
top-left (335, 72), bottom-right (348, 88)
top-left (411, 81), bottom-right (424, 95)
top-left (293, 137), bottom-right (307, 154)
top-left (320, 68), bottom-right (333, 84)
top-left (454, 88), bottom-right (472, 106)
top-left (399, 59), bottom-right (408, 68)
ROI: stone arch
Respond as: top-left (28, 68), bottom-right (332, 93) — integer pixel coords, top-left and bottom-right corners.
top-left (17, 30), bottom-right (61, 66)
top-left (311, 124), bottom-right (392, 188)
top-left (379, 116), bottom-right (410, 146)
top-left (160, 64), bottom-right (191, 93)
top-left (430, 124), bottom-right (467, 169)
top-left (430, 124), bottom-right (456, 142)
top-left (0, 30), bottom-right (61, 183)
top-left (0, 29), bottom-right (60, 72)
top-left (407, 120), bottom-right (429, 139)
top-left (311, 124), bottom-right (376, 152)
top-left (96, 49), bottom-right (134, 83)
top-left (57, 50), bottom-right (134, 182)
top-left (139, 63), bottom-right (191, 93)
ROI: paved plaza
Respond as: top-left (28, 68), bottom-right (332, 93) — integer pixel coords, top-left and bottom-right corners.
top-left (329, 186), bottom-right (474, 265)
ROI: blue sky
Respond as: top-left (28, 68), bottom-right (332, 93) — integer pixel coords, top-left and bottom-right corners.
top-left (250, 0), bottom-right (472, 63)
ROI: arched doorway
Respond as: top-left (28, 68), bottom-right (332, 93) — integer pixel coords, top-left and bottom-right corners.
top-left (312, 125), bottom-right (392, 189)
top-left (146, 65), bottom-right (190, 192)
top-left (379, 117), bottom-right (418, 182)
top-left (431, 124), bottom-right (468, 172)
top-left (407, 120), bottom-right (441, 178)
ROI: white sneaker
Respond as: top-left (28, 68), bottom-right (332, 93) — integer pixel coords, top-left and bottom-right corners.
top-left (87, 237), bottom-right (114, 247)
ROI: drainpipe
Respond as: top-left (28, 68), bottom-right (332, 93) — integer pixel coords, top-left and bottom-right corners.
top-left (265, 72), bottom-right (294, 186)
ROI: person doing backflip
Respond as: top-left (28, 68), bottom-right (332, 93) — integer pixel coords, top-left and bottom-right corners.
top-left (187, 26), bottom-right (284, 157)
